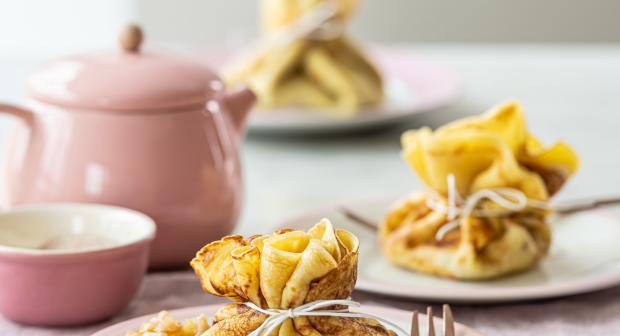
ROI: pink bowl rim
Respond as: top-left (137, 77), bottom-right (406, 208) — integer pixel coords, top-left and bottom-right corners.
top-left (0, 203), bottom-right (156, 257)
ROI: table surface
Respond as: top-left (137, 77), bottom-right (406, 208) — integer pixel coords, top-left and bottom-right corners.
top-left (1, 44), bottom-right (620, 335)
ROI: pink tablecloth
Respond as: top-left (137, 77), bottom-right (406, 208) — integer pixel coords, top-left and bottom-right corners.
top-left (3, 271), bottom-right (619, 335)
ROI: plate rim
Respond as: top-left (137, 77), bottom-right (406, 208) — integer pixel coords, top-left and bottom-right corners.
top-left (278, 195), bottom-right (620, 304)
top-left (91, 303), bottom-right (484, 336)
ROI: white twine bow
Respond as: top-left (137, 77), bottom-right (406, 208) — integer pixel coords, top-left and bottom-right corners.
top-left (222, 0), bottom-right (344, 78)
top-left (245, 299), bottom-right (409, 336)
top-left (429, 174), bottom-right (551, 240)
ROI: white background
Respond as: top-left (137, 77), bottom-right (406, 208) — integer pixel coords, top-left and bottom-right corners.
top-left (1, 0), bottom-right (620, 58)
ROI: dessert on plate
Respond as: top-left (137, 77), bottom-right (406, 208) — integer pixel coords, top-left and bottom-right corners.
top-left (126, 311), bottom-right (209, 336)
top-left (224, 0), bottom-right (383, 114)
top-left (379, 101), bottom-right (580, 280)
top-left (127, 219), bottom-right (398, 335)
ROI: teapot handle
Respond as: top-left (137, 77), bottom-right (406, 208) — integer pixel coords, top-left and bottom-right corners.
top-left (0, 103), bottom-right (34, 126)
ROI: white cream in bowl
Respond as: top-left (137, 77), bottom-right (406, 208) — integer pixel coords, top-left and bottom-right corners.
top-left (0, 204), bottom-right (156, 254)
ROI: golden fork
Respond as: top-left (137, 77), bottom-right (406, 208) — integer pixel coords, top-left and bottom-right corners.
top-left (410, 305), bottom-right (455, 336)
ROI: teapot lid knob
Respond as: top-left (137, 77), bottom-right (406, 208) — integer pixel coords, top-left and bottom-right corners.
top-left (119, 23), bottom-right (143, 53)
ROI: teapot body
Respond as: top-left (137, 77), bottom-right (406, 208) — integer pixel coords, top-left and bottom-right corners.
top-left (1, 100), bottom-right (243, 268)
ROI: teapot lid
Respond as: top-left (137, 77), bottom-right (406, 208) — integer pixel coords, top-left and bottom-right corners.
top-left (27, 24), bottom-right (221, 112)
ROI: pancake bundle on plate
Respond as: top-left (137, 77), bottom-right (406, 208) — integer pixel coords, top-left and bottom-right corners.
top-left (224, 0), bottom-right (383, 114)
top-left (379, 101), bottom-right (580, 280)
top-left (127, 219), bottom-right (398, 335)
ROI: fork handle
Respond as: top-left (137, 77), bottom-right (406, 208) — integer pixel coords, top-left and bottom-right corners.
top-left (555, 195), bottom-right (620, 214)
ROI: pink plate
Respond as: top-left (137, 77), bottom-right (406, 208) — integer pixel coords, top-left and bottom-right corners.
top-left (202, 46), bottom-right (462, 134)
top-left (278, 196), bottom-right (620, 304)
top-left (91, 303), bottom-right (484, 336)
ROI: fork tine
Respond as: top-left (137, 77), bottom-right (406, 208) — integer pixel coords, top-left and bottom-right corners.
top-left (410, 310), bottom-right (419, 336)
top-left (443, 304), bottom-right (455, 336)
top-left (427, 306), bottom-right (435, 336)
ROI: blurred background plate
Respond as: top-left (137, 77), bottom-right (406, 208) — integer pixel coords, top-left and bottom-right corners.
top-left (204, 47), bottom-right (462, 135)
top-left (280, 196), bottom-right (620, 304)
top-left (91, 303), bottom-right (484, 336)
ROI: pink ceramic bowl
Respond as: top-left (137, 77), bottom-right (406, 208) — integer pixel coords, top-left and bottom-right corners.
top-left (0, 203), bottom-right (156, 326)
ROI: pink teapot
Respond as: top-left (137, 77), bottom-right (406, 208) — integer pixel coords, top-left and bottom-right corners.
top-left (0, 25), bottom-right (255, 268)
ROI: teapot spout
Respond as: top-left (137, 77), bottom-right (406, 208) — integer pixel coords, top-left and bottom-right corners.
top-left (221, 86), bottom-right (256, 134)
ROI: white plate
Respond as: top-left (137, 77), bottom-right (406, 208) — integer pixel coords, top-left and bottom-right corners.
top-left (203, 47), bottom-right (462, 135)
top-left (280, 197), bottom-right (620, 304)
top-left (91, 303), bottom-right (483, 336)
